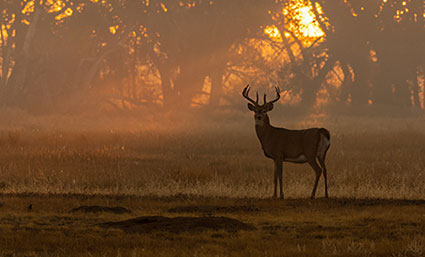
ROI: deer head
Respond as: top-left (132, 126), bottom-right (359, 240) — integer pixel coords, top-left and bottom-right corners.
top-left (242, 84), bottom-right (281, 126)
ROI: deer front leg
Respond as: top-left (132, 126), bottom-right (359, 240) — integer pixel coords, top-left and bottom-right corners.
top-left (277, 160), bottom-right (284, 199)
top-left (273, 159), bottom-right (284, 199)
top-left (273, 162), bottom-right (278, 198)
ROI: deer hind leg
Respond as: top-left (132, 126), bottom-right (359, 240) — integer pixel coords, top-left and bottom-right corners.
top-left (317, 135), bottom-right (330, 198)
top-left (308, 158), bottom-right (322, 199)
top-left (318, 158), bottom-right (328, 198)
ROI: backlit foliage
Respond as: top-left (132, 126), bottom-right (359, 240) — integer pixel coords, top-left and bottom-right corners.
top-left (20, 0), bottom-right (73, 20)
top-left (264, 25), bottom-right (283, 42)
top-left (282, 0), bottom-right (326, 46)
top-left (264, 0), bottom-right (326, 47)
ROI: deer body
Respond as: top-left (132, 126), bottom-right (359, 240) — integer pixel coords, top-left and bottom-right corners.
top-left (243, 85), bottom-right (330, 199)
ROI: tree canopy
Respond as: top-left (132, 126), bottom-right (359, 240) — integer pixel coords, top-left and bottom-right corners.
top-left (0, 0), bottom-right (424, 114)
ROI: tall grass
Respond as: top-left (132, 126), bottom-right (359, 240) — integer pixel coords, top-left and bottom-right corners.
top-left (0, 115), bottom-right (424, 199)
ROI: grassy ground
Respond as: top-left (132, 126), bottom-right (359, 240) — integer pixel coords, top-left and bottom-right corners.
top-left (0, 115), bottom-right (424, 256)
top-left (0, 195), bottom-right (424, 256)
top-left (0, 117), bottom-right (424, 199)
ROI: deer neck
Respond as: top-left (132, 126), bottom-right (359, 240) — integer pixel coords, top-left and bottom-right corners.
top-left (254, 114), bottom-right (272, 144)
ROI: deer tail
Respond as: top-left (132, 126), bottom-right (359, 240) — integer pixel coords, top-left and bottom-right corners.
top-left (319, 128), bottom-right (330, 141)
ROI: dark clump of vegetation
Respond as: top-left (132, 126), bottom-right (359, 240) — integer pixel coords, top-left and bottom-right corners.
top-left (101, 216), bottom-right (256, 233)
top-left (71, 205), bottom-right (131, 214)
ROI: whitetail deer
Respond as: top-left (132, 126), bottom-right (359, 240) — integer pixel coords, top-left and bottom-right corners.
top-left (242, 85), bottom-right (330, 199)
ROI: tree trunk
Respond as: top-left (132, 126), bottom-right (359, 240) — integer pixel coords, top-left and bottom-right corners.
top-left (13, 6), bottom-right (41, 94)
top-left (411, 78), bottom-right (420, 109)
top-left (339, 63), bottom-right (353, 105)
top-left (301, 57), bottom-right (335, 107)
top-left (0, 21), bottom-right (12, 90)
top-left (394, 83), bottom-right (411, 108)
top-left (372, 69), bottom-right (393, 106)
top-left (209, 70), bottom-right (223, 106)
top-left (157, 64), bottom-right (176, 109)
top-left (350, 64), bottom-right (370, 106)
top-left (172, 63), bottom-right (205, 109)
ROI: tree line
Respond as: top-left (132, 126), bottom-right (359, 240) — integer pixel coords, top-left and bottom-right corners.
top-left (0, 0), bottom-right (424, 114)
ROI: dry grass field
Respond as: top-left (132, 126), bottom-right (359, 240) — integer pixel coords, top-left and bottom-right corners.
top-left (0, 114), bottom-right (424, 256)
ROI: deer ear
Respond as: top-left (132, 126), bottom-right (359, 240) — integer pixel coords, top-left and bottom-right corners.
top-left (264, 103), bottom-right (274, 112)
top-left (247, 103), bottom-right (256, 111)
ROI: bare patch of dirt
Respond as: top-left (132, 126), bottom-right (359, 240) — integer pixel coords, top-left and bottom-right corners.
top-left (101, 216), bottom-right (255, 233)
top-left (168, 205), bottom-right (260, 214)
top-left (71, 205), bottom-right (131, 214)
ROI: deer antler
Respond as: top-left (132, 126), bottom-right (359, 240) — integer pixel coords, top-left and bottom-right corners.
top-left (264, 87), bottom-right (281, 105)
top-left (242, 84), bottom-right (259, 106)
